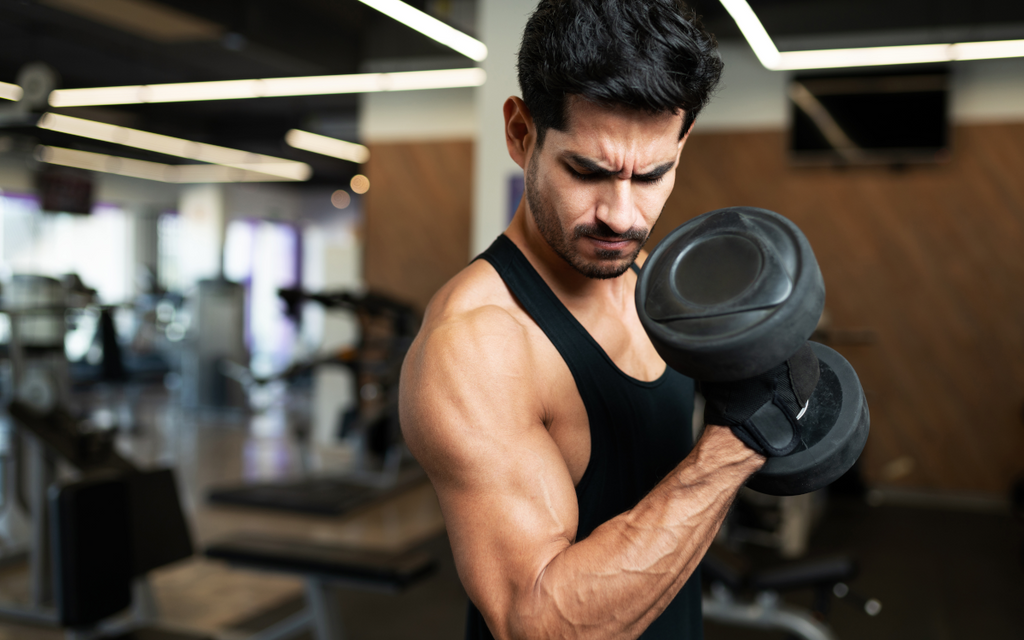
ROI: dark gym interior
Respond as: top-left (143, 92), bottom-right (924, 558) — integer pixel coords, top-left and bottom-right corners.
top-left (0, 1), bottom-right (1022, 639)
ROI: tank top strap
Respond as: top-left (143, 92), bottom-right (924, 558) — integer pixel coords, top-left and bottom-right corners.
top-left (475, 235), bottom-right (608, 395)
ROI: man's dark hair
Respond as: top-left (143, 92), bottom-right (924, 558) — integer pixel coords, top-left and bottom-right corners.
top-left (517, 0), bottom-right (723, 145)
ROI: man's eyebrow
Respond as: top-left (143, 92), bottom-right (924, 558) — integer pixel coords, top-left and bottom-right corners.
top-left (635, 160), bottom-right (677, 179)
top-left (564, 154), bottom-right (676, 179)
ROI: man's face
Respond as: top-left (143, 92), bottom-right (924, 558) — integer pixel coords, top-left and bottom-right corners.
top-left (524, 98), bottom-right (687, 279)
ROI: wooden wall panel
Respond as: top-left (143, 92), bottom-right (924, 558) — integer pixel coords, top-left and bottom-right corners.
top-left (656, 123), bottom-right (1024, 493)
top-left (363, 141), bottom-right (474, 312)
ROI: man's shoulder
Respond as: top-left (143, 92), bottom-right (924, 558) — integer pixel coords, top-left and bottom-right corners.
top-left (420, 256), bottom-right (526, 342)
top-left (403, 258), bottom-right (534, 390)
top-left (400, 258), bottom-right (543, 445)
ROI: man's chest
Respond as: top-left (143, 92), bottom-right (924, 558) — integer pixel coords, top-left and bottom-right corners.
top-left (523, 314), bottom-right (667, 486)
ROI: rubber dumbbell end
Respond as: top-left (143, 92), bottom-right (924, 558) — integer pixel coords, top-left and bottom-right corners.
top-left (636, 207), bottom-right (826, 382)
top-left (746, 343), bottom-right (870, 496)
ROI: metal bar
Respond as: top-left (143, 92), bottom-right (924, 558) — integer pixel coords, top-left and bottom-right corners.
top-left (132, 576), bottom-right (159, 623)
top-left (702, 592), bottom-right (838, 640)
top-left (244, 608), bottom-right (313, 640)
top-left (0, 602), bottom-right (58, 624)
top-left (305, 577), bottom-right (345, 640)
top-left (26, 434), bottom-right (53, 607)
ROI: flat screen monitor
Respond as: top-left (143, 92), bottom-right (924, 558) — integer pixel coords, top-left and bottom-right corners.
top-left (36, 165), bottom-right (94, 214)
top-left (789, 70), bottom-right (949, 166)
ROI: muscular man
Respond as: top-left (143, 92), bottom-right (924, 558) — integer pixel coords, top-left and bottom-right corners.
top-left (400, 1), bottom-right (764, 638)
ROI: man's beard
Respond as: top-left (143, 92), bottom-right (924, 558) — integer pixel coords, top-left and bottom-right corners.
top-left (525, 160), bottom-right (651, 280)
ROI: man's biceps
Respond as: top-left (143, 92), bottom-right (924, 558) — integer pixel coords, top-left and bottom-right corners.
top-left (445, 457), bottom-right (579, 541)
top-left (446, 489), bottom-right (575, 573)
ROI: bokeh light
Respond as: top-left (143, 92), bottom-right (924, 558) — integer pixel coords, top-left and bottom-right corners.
top-left (331, 189), bottom-right (351, 209)
top-left (350, 174), bottom-right (370, 194)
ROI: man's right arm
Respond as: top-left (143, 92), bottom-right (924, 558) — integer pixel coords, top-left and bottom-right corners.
top-left (400, 305), bottom-right (763, 640)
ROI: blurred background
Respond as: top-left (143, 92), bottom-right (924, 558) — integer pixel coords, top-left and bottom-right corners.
top-left (0, 1), bottom-right (1021, 639)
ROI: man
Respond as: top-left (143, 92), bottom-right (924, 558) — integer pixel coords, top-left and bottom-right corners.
top-left (400, 1), bottom-right (765, 637)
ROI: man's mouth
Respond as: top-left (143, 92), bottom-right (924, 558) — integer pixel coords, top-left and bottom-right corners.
top-left (586, 236), bottom-right (633, 251)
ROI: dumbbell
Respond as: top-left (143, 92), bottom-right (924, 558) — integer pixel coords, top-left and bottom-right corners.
top-left (636, 207), bottom-right (869, 496)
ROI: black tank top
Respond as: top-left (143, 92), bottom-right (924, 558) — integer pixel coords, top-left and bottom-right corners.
top-left (465, 235), bottom-right (702, 639)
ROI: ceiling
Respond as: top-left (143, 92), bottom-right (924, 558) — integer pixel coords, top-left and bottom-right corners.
top-left (692, 0), bottom-right (1024, 47)
top-left (0, 0), bottom-right (1022, 187)
top-left (0, 0), bottom-right (478, 186)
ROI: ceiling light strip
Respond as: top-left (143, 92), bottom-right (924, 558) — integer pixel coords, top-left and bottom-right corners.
top-left (775, 44), bottom-right (952, 70)
top-left (774, 40), bottom-right (1024, 70)
top-left (721, 0), bottom-right (1024, 70)
top-left (357, 0), bottom-right (487, 61)
top-left (35, 145), bottom-right (299, 183)
top-left (0, 81), bottom-right (23, 102)
top-left (37, 112), bottom-right (311, 180)
top-left (284, 129), bottom-right (370, 163)
top-left (718, 0), bottom-right (780, 69)
top-left (48, 68), bottom-right (487, 107)
top-left (952, 39), bottom-right (1024, 61)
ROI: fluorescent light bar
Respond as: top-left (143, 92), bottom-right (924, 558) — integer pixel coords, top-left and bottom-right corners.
top-left (718, 0), bottom-right (780, 69)
top-left (0, 81), bottom-right (23, 102)
top-left (37, 112), bottom-right (311, 180)
top-left (285, 130), bottom-right (370, 164)
top-left (48, 68), bottom-right (487, 107)
top-left (36, 145), bottom-right (300, 183)
top-left (721, 0), bottom-right (1024, 70)
top-left (775, 44), bottom-right (952, 71)
top-left (774, 41), bottom-right (1024, 71)
top-left (951, 39), bottom-right (1024, 61)
top-left (358, 0), bottom-right (487, 61)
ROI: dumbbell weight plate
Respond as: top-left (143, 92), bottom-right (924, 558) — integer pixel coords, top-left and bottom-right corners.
top-left (637, 207), bottom-right (825, 381)
top-left (746, 342), bottom-right (870, 496)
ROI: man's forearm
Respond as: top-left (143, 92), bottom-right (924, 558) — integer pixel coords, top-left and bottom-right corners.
top-left (509, 426), bottom-right (763, 640)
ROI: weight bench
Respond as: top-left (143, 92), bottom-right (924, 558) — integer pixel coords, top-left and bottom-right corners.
top-left (701, 549), bottom-right (880, 640)
top-left (205, 535), bottom-right (435, 640)
top-left (50, 468), bottom-right (211, 640)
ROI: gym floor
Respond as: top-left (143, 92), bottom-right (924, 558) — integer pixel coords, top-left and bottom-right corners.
top-left (0, 383), bottom-right (1021, 639)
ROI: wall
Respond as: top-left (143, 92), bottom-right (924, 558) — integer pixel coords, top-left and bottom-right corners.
top-left (360, 87), bottom-right (477, 143)
top-left (362, 140), bottom-right (473, 312)
top-left (473, 0), bottom-right (536, 256)
top-left (358, 61), bottom-right (478, 312)
top-left (658, 123), bottom-right (1024, 494)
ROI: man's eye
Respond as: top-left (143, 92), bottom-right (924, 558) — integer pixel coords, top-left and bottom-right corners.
top-left (635, 174), bottom-right (665, 185)
top-left (568, 167), bottom-right (602, 181)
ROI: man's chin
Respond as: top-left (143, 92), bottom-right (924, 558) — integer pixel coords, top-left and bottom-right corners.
top-left (570, 256), bottom-right (634, 280)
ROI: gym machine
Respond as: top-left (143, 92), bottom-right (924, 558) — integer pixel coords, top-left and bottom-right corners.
top-left (701, 547), bottom-right (881, 640)
top-left (0, 273), bottom-right (172, 628)
top-left (208, 288), bottom-right (424, 516)
top-left (0, 274), bottom-right (76, 624)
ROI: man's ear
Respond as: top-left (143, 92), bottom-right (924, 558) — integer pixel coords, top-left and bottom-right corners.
top-left (504, 96), bottom-right (535, 169)
top-left (677, 119), bottom-right (693, 159)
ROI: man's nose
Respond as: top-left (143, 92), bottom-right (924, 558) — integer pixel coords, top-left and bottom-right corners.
top-left (596, 179), bottom-right (637, 235)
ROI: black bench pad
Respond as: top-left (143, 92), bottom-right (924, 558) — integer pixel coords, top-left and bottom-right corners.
top-left (207, 470), bottom-right (426, 516)
top-left (205, 535), bottom-right (436, 588)
top-left (749, 556), bottom-right (857, 592)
